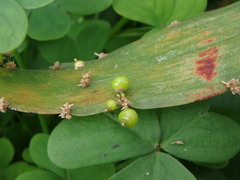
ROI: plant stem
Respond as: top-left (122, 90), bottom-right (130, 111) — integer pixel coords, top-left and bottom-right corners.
top-left (38, 114), bottom-right (49, 134)
top-left (16, 113), bottom-right (33, 136)
top-left (109, 17), bottom-right (129, 39)
top-left (13, 50), bottom-right (25, 69)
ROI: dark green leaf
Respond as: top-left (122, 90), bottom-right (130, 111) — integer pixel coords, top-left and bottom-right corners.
top-left (28, 4), bottom-right (71, 41)
top-left (29, 134), bottom-right (65, 178)
top-left (195, 161), bottom-right (229, 169)
top-left (67, 164), bottom-right (115, 180)
top-left (0, 0), bottom-right (28, 53)
top-left (0, 162), bottom-right (38, 180)
top-left (48, 113), bottom-right (155, 169)
top-left (113, 0), bottom-right (207, 26)
top-left (128, 110), bottom-right (160, 145)
top-left (106, 34), bottom-right (140, 52)
top-left (161, 110), bottom-right (240, 163)
top-left (16, 0), bottom-right (54, 9)
top-left (159, 100), bottom-right (210, 141)
top-left (58, 0), bottom-right (112, 15)
top-left (38, 36), bottom-right (79, 63)
top-left (221, 152), bottom-right (240, 180)
top-left (74, 20), bottom-right (111, 60)
top-left (0, 138), bottom-right (14, 169)
top-left (109, 152), bottom-right (196, 180)
top-left (15, 170), bottom-right (64, 180)
top-left (211, 91), bottom-right (240, 113)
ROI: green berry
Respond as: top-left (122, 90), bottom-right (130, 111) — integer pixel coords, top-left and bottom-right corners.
top-left (118, 108), bottom-right (138, 128)
top-left (74, 59), bottom-right (84, 70)
top-left (105, 99), bottom-right (117, 111)
top-left (111, 76), bottom-right (130, 92)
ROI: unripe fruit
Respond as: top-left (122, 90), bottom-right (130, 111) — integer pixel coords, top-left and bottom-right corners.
top-left (105, 99), bottom-right (117, 111)
top-left (74, 59), bottom-right (84, 70)
top-left (111, 76), bottom-right (130, 92)
top-left (118, 108), bottom-right (138, 128)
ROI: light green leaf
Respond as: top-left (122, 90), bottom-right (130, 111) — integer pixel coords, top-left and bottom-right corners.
top-left (28, 4), bottom-right (71, 41)
top-left (0, 138), bottom-right (14, 169)
top-left (161, 109), bottom-right (240, 163)
top-left (38, 36), bottom-right (79, 63)
top-left (58, 0), bottom-right (112, 15)
top-left (15, 170), bottom-right (64, 180)
top-left (0, 0), bottom-right (28, 53)
top-left (113, 0), bottom-right (207, 26)
top-left (16, 0), bottom-right (54, 9)
top-left (29, 134), bottom-right (65, 178)
top-left (67, 164), bottom-right (115, 180)
top-left (22, 148), bottom-right (34, 164)
top-left (109, 152), bottom-right (196, 180)
top-left (48, 113), bottom-right (155, 169)
top-left (0, 162), bottom-right (38, 180)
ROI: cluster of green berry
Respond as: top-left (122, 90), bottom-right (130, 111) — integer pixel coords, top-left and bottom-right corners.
top-left (105, 76), bottom-right (138, 128)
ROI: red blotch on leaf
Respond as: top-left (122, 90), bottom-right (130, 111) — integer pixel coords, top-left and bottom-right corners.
top-left (198, 39), bottom-right (214, 45)
top-left (195, 47), bottom-right (218, 81)
top-left (187, 87), bottom-right (225, 101)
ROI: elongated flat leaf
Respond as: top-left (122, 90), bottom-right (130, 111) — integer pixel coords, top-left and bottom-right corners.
top-left (0, 138), bottom-right (14, 169)
top-left (58, 0), bottom-right (112, 15)
top-left (109, 152), bottom-right (196, 180)
top-left (29, 134), bottom-right (65, 178)
top-left (16, 0), bottom-right (54, 9)
top-left (0, 3), bottom-right (240, 115)
top-left (0, 0), bottom-right (28, 53)
top-left (113, 0), bottom-right (207, 26)
top-left (160, 107), bottom-right (240, 163)
top-left (28, 4), bottom-right (71, 40)
top-left (48, 113), bottom-right (155, 169)
top-left (15, 170), bottom-right (63, 180)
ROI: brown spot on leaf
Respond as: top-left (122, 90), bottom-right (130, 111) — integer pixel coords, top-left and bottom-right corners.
top-left (195, 47), bottom-right (218, 81)
top-left (112, 144), bottom-right (121, 149)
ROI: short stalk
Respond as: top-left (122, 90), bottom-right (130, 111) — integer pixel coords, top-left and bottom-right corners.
top-left (38, 114), bottom-right (49, 134)
top-left (109, 17), bottom-right (129, 39)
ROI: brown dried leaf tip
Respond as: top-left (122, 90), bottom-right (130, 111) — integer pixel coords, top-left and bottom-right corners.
top-left (167, 20), bottom-right (180, 28)
top-left (117, 92), bottom-right (130, 110)
top-left (78, 71), bottom-right (91, 88)
top-left (222, 79), bottom-right (240, 95)
top-left (59, 103), bottom-right (74, 119)
top-left (6, 61), bottom-right (17, 69)
top-left (49, 61), bottom-right (61, 70)
top-left (0, 97), bottom-right (9, 113)
top-left (94, 52), bottom-right (108, 59)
